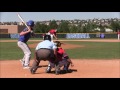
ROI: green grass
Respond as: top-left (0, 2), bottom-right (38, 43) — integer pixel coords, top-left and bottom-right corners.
top-left (62, 41), bottom-right (120, 59)
top-left (0, 42), bottom-right (35, 60)
top-left (0, 41), bottom-right (120, 60)
top-left (0, 38), bottom-right (117, 40)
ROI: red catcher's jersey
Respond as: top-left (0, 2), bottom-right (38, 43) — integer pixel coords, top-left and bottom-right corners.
top-left (57, 47), bottom-right (65, 61)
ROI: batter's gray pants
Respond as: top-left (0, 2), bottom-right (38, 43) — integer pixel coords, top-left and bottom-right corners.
top-left (17, 41), bottom-right (31, 66)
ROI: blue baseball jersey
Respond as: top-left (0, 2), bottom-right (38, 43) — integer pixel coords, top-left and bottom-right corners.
top-left (35, 40), bottom-right (57, 50)
top-left (18, 28), bottom-right (31, 43)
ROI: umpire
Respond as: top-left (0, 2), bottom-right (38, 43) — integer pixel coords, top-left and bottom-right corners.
top-left (30, 35), bottom-right (60, 75)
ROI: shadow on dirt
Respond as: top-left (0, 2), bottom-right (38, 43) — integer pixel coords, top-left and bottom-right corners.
top-left (32, 69), bottom-right (77, 75)
top-left (38, 65), bottom-right (48, 68)
top-left (46, 69), bottom-right (77, 74)
top-left (60, 69), bottom-right (77, 74)
top-left (37, 65), bottom-right (77, 74)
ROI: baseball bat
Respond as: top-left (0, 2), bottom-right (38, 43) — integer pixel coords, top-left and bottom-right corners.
top-left (17, 13), bottom-right (30, 29)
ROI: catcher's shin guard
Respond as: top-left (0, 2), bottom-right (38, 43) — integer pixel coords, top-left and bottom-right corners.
top-left (63, 62), bottom-right (70, 70)
top-left (63, 62), bottom-right (71, 73)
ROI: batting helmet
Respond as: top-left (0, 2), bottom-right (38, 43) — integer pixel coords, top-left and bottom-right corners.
top-left (44, 35), bottom-right (51, 41)
top-left (27, 20), bottom-right (34, 27)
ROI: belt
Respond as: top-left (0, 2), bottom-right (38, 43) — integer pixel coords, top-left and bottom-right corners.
top-left (18, 41), bottom-right (26, 43)
top-left (40, 48), bottom-right (51, 50)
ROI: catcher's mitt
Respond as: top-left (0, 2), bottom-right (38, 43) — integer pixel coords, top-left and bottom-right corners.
top-left (54, 41), bottom-right (63, 47)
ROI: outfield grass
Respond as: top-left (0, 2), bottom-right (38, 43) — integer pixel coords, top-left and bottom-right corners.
top-left (0, 38), bottom-right (117, 40)
top-left (0, 41), bottom-right (120, 60)
top-left (65, 41), bottom-right (120, 59)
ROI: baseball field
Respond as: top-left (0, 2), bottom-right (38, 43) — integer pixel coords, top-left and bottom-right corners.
top-left (0, 39), bottom-right (120, 78)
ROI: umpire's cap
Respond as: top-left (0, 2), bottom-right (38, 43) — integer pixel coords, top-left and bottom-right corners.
top-left (44, 34), bottom-right (51, 41)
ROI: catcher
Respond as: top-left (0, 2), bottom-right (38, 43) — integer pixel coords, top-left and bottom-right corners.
top-left (46, 41), bottom-right (74, 74)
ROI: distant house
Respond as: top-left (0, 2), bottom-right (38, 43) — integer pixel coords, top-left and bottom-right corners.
top-left (105, 28), bottom-right (113, 32)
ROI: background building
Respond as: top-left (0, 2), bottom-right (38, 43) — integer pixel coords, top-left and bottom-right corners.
top-left (0, 25), bottom-right (25, 34)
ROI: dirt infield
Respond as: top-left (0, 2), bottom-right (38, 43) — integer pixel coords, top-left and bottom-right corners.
top-left (0, 59), bottom-right (120, 78)
top-left (0, 39), bottom-right (120, 78)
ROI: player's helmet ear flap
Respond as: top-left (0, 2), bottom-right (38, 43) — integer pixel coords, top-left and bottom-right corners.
top-left (44, 35), bottom-right (51, 41)
top-left (27, 20), bottom-right (34, 27)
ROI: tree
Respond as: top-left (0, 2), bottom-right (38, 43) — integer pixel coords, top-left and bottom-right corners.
top-left (77, 23), bottom-right (84, 33)
top-left (69, 25), bottom-right (78, 33)
top-left (57, 21), bottom-right (70, 33)
top-left (48, 20), bottom-right (58, 30)
top-left (98, 24), bottom-right (105, 33)
top-left (34, 22), bottom-right (41, 33)
top-left (110, 21), bottom-right (120, 32)
top-left (34, 22), bottom-right (48, 33)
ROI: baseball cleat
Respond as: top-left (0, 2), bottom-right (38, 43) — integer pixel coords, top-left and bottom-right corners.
top-left (23, 66), bottom-right (30, 69)
top-left (20, 59), bottom-right (25, 66)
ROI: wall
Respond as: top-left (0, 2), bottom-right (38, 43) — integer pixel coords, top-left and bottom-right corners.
top-left (0, 25), bottom-right (25, 34)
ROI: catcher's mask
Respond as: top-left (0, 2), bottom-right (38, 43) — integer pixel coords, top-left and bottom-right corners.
top-left (54, 41), bottom-right (63, 47)
top-left (44, 35), bottom-right (51, 41)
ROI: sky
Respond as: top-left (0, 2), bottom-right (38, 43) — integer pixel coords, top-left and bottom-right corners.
top-left (0, 12), bottom-right (120, 22)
